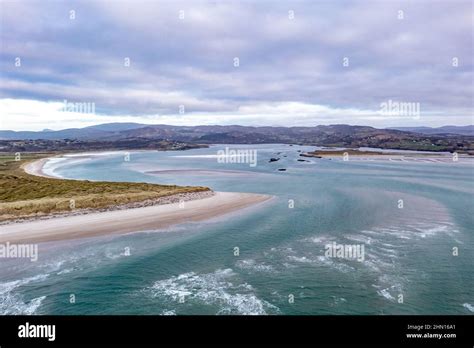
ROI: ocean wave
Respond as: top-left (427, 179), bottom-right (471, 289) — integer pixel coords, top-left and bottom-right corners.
top-left (161, 309), bottom-right (177, 315)
top-left (373, 274), bottom-right (405, 302)
top-left (38, 253), bottom-right (82, 275)
top-left (377, 288), bottom-right (396, 301)
top-left (359, 221), bottom-right (458, 242)
top-left (301, 230), bottom-right (408, 301)
top-left (41, 151), bottom-right (131, 178)
top-left (287, 254), bottom-right (354, 273)
top-left (0, 274), bottom-right (49, 315)
top-left (462, 303), bottom-right (474, 312)
top-left (146, 268), bottom-right (279, 315)
top-left (331, 296), bottom-right (347, 306)
top-left (105, 249), bottom-right (131, 260)
top-left (235, 259), bottom-right (275, 273)
top-left (56, 268), bottom-right (74, 275)
top-left (287, 255), bottom-right (313, 263)
top-left (305, 235), bottom-right (335, 244)
top-left (345, 234), bottom-right (371, 244)
top-left (171, 155), bottom-right (220, 158)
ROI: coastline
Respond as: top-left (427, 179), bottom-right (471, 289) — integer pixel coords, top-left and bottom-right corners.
top-left (3, 155), bottom-right (273, 243)
top-left (22, 157), bottom-right (59, 178)
top-left (0, 190), bottom-right (216, 226)
top-left (301, 149), bottom-right (473, 162)
top-left (0, 191), bottom-right (272, 243)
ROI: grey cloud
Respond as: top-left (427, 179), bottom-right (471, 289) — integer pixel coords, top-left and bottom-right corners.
top-left (0, 0), bottom-right (472, 126)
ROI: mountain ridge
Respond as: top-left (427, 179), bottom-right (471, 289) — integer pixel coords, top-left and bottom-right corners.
top-left (388, 125), bottom-right (474, 136)
top-left (1, 123), bottom-right (473, 153)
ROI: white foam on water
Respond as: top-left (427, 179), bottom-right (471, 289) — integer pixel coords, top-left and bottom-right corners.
top-left (38, 157), bottom-right (70, 178)
top-left (364, 255), bottom-right (395, 273)
top-left (41, 151), bottom-right (134, 178)
top-left (377, 288), bottom-right (395, 301)
top-left (306, 235), bottom-right (335, 244)
top-left (39, 258), bottom-right (68, 273)
top-left (0, 274), bottom-right (49, 315)
top-left (63, 151), bottom-right (130, 157)
top-left (316, 256), bottom-right (354, 273)
top-left (411, 224), bottom-right (448, 236)
top-left (365, 246), bottom-right (404, 291)
top-left (372, 273), bottom-right (406, 302)
top-left (171, 155), bottom-right (219, 158)
top-left (287, 254), bottom-right (353, 273)
top-left (22, 296), bottom-right (46, 315)
top-left (235, 259), bottom-right (275, 273)
top-left (345, 234), bottom-right (371, 244)
top-left (287, 255), bottom-right (313, 264)
top-left (363, 260), bottom-right (381, 273)
top-left (290, 212), bottom-right (457, 303)
top-left (360, 221), bottom-right (458, 242)
top-left (282, 262), bottom-right (295, 269)
top-left (56, 268), bottom-right (73, 275)
top-left (331, 297), bottom-right (347, 306)
top-left (373, 246), bottom-right (398, 256)
top-left (146, 268), bottom-right (279, 315)
top-left (321, 231), bottom-right (408, 301)
top-left (338, 191), bottom-right (469, 304)
top-left (38, 252), bottom-right (83, 276)
top-left (161, 309), bottom-right (177, 315)
top-left (462, 303), bottom-right (474, 312)
top-left (105, 250), bottom-right (130, 260)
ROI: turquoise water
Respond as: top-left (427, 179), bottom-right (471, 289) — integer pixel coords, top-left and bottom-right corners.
top-left (1, 144), bottom-right (473, 315)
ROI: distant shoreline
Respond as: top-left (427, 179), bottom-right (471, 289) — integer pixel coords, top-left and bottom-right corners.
top-left (2, 123), bottom-right (473, 154)
top-left (300, 148), bottom-right (473, 161)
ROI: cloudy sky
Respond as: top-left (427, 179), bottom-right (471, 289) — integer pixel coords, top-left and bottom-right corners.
top-left (0, 0), bottom-right (472, 131)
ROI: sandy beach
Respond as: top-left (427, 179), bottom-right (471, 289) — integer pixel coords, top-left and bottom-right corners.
top-left (22, 157), bottom-right (59, 178)
top-left (4, 157), bottom-right (273, 243)
top-left (302, 151), bottom-right (473, 163)
top-left (0, 191), bottom-right (272, 243)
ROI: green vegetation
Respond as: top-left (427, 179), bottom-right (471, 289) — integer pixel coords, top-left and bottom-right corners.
top-left (0, 153), bottom-right (209, 222)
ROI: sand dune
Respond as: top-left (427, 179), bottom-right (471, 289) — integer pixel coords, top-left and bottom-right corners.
top-left (0, 191), bottom-right (272, 243)
top-left (4, 156), bottom-right (273, 243)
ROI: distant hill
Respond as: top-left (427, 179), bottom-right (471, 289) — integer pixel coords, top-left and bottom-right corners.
top-left (0, 123), bottom-right (148, 140)
top-left (0, 128), bottom-right (110, 140)
top-left (84, 122), bottom-right (148, 132)
top-left (389, 125), bottom-right (474, 136)
top-left (1, 123), bottom-right (473, 152)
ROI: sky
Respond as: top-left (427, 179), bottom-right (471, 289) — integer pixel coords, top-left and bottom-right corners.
top-left (0, 0), bottom-right (473, 131)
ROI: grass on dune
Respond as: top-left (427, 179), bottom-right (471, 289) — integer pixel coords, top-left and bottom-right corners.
top-left (0, 153), bottom-right (210, 222)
